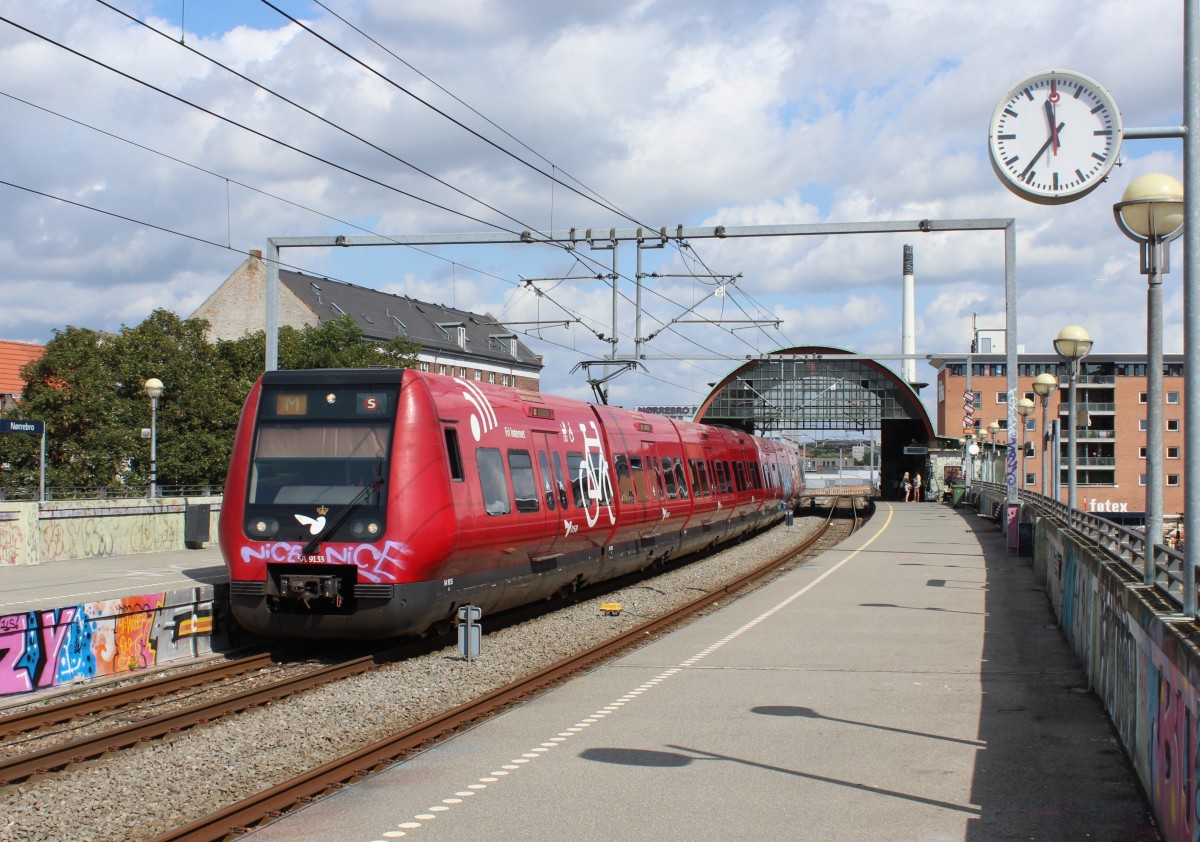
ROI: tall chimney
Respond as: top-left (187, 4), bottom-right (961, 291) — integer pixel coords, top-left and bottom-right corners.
top-left (901, 245), bottom-right (916, 386)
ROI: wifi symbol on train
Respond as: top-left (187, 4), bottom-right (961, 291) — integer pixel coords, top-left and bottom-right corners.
top-left (456, 378), bottom-right (497, 441)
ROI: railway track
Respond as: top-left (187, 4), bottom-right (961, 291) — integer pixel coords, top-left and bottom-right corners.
top-left (0, 639), bottom-right (437, 786)
top-left (150, 500), bottom-right (864, 842)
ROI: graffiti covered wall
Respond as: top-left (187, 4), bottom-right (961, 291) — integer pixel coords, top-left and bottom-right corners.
top-left (0, 497), bottom-right (220, 567)
top-left (1038, 517), bottom-right (1199, 842)
top-left (0, 585), bottom-right (237, 698)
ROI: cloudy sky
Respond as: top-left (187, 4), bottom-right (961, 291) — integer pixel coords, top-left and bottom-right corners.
top-left (0, 0), bottom-right (1186, 420)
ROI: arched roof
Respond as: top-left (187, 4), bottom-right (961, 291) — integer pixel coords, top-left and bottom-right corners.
top-left (694, 346), bottom-right (934, 439)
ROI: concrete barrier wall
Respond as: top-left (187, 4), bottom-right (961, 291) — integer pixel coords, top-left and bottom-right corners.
top-left (0, 496), bottom-right (221, 566)
top-left (1030, 511), bottom-right (1199, 842)
top-left (0, 583), bottom-right (247, 697)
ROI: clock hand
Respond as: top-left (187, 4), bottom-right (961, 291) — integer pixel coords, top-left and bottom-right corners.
top-left (1047, 81), bottom-right (1060, 155)
top-left (1020, 121), bottom-right (1066, 180)
top-left (1044, 100), bottom-right (1059, 156)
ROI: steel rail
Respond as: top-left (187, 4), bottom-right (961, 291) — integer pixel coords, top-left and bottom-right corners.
top-left (0, 651), bottom-right (283, 739)
top-left (151, 503), bottom-right (861, 842)
top-left (0, 641), bottom-right (430, 786)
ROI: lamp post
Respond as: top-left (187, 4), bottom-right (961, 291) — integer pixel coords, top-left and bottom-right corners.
top-left (144, 378), bottom-right (164, 499)
top-left (987, 421), bottom-right (1001, 484)
top-left (1054, 326), bottom-right (1093, 511)
top-left (1114, 173), bottom-right (1184, 564)
top-left (1017, 398), bottom-right (1035, 491)
top-left (1032, 372), bottom-right (1059, 498)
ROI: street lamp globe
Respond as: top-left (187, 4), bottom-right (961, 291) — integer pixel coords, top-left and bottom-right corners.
top-left (1053, 325), bottom-right (1093, 362)
top-left (1032, 371), bottom-right (1059, 398)
top-left (1017, 397), bottom-right (1035, 418)
top-left (144, 378), bottom-right (164, 499)
top-left (1117, 173), bottom-right (1184, 240)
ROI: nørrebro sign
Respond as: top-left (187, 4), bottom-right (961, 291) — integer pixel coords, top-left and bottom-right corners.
top-left (0, 419), bottom-right (44, 435)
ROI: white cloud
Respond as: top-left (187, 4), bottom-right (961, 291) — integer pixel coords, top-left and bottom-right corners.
top-left (0, 0), bottom-right (1187, 419)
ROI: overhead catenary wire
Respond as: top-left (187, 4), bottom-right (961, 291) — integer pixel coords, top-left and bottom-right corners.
top-left (1, 10), bottom-right (776, 396)
top-left (0, 87), bottom-right (517, 291)
top-left (82, 2), bottom-right (714, 328)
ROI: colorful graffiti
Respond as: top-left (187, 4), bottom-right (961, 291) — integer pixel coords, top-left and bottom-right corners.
top-left (237, 540), bottom-right (413, 583)
top-left (0, 590), bottom-right (219, 698)
top-left (1043, 524), bottom-right (1200, 842)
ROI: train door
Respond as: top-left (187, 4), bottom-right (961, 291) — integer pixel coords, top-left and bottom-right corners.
top-left (529, 431), bottom-right (565, 562)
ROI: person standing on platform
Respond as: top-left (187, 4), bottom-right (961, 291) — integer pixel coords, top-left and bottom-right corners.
top-left (913, 473), bottom-right (922, 502)
top-left (901, 471), bottom-right (912, 502)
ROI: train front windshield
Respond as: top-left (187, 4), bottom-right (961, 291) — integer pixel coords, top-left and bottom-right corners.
top-left (243, 384), bottom-right (398, 543)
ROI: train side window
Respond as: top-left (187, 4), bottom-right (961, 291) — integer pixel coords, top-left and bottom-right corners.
top-left (697, 461), bottom-right (711, 495)
top-left (508, 450), bottom-right (539, 513)
top-left (614, 454), bottom-right (634, 503)
top-left (649, 458), bottom-right (664, 499)
top-left (687, 459), bottom-right (701, 495)
top-left (733, 462), bottom-right (746, 492)
top-left (629, 456), bottom-right (649, 502)
top-left (566, 451), bottom-right (586, 507)
top-left (538, 451), bottom-right (555, 511)
top-left (444, 427), bottom-right (464, 481)
top-left (552, 451), bottom-right (570, 508)
top-left (476, 448), bottom-right (511, 516)
top-left (717, 461), bottom-right (731, 493)
top-left (673, 459), bottom-right (688, 499)
top-left (661, 457), bottom-right (677, 499)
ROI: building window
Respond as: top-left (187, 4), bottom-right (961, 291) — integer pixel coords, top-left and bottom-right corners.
top-left (1025, 473), bottom-right (1036, 486)
top-left (439, 364), bottom-right (447, 375)
top-left (489, 372), bottom-right (496, 384)
top-left (1140, 474), bottom-right (1147, 486)
top-left (1168, 446), bottom-right (1181, 459)
top-left (459, 367), bottom-right (467, 378)
top-left (1168, 391), bottom-right (1180, 404)
top-left (995, 392), bottom-right (1005, 404)
top-left (1025, 418), bottom-right (1035, 432)
top-left (474, 369), bottom-right (482, 381)
top-left (1168, 419), bottom-right (1181, 432)
top-left (1139, 392), bottom-right (1148, 404)
top-left (1168, 475), bottom-right (1181, 487)
top-left (1139, 447), bottom-right (1148, 459)
top-left (1139, 419), bottom-right (1149, 432)
top-left (502, 375), bottom-right (511, 387)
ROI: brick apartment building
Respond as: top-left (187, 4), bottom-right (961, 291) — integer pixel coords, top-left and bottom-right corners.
top-left (932, 353), bottom-right (1185, 528)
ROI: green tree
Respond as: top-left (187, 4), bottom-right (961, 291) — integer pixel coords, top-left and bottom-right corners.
top-left (0, 311), bottom-right (419, 495)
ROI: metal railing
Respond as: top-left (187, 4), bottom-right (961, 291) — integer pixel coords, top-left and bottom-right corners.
top-left (0, 485), bottom-right (221, 502)
top-left (980, 482), bottom-right (1191, 615)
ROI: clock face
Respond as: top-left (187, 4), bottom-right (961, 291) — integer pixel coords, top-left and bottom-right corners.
top-left (988, 70), bottom-right (1123, 205)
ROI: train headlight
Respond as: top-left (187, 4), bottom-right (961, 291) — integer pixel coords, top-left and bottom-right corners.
top-left (349, 520), bottom-right (382, 539)
top-left (247, 518), bottom-right (279, 538)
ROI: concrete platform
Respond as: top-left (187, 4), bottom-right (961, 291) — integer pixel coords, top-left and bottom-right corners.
top-left (0, 544), bottom-right (225, 615)
top-left (245, 502), bottom-right (1160, 841)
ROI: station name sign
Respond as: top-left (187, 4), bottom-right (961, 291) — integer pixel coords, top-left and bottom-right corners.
top-left (0, 419), bottom-right (44, 435)
top-left (637, 406), bottom-right (699, 418)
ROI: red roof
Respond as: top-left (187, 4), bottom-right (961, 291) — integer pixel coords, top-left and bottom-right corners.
top-left (0, 340), bottom-right (45, 396)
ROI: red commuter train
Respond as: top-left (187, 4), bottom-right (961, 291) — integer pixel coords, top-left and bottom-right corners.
top-left (219, 368), bottom-right (804, 638)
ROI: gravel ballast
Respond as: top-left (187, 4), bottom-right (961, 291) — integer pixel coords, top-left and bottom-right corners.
top-left (0, 513), bottom-right (843, 842)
